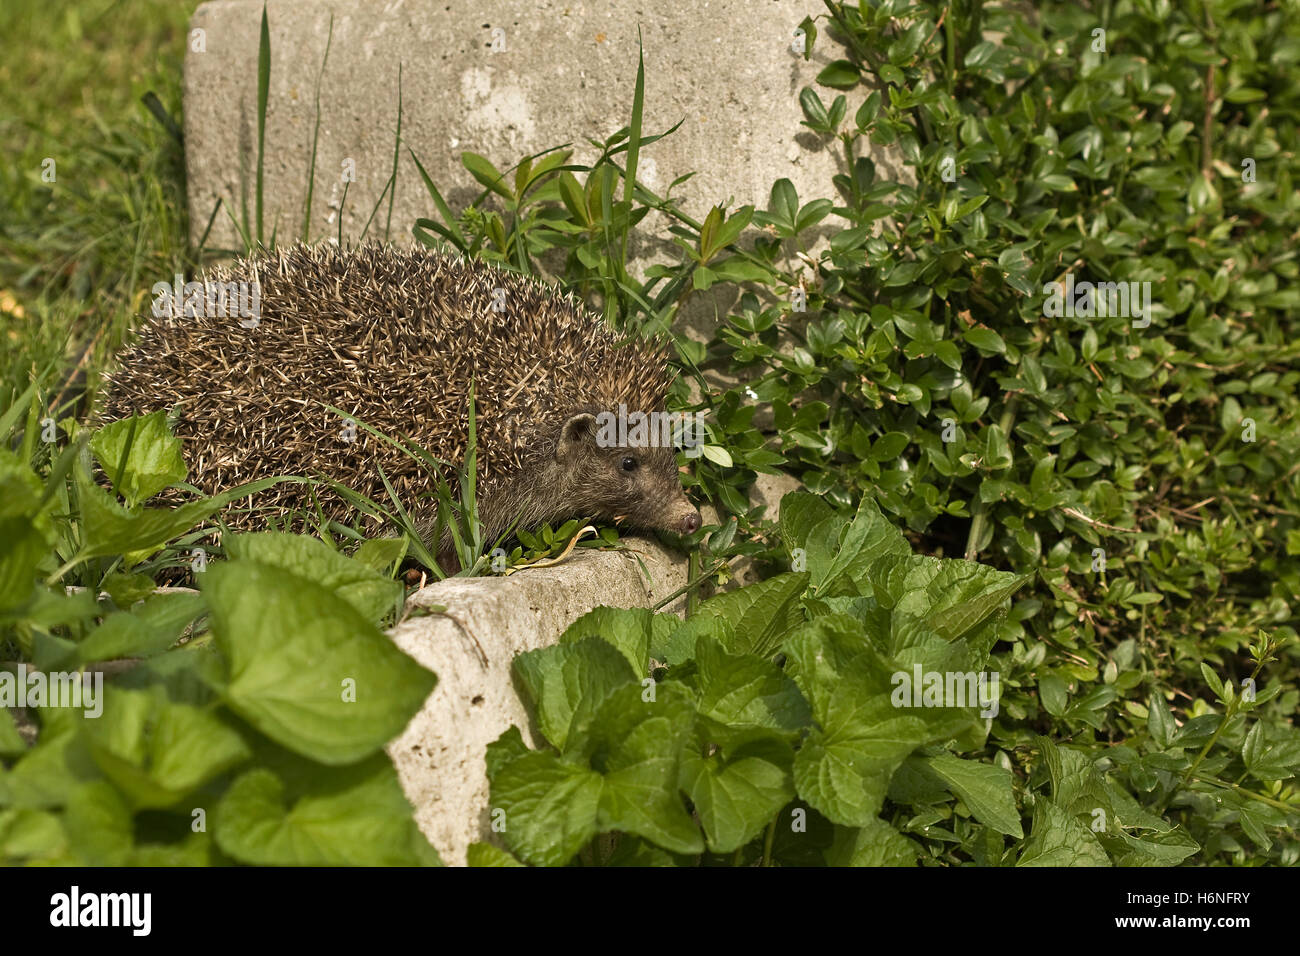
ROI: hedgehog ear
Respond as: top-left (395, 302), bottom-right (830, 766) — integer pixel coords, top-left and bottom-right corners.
top-left (557, 412), bottom-right (598, 460)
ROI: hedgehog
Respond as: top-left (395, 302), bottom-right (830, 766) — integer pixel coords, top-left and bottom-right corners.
top-left (98, 241), bottom-right (701, 568)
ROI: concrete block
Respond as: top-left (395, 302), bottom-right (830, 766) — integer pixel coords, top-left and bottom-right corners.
top-left (183, 0), bottom-right (905, 253)
top-left (385, 535), bottom-right (688, 866)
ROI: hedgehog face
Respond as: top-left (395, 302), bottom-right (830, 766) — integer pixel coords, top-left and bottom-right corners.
top-left (555, 412), bottom-right (701, 537)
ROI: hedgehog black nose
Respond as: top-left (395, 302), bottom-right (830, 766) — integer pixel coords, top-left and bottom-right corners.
top-left (680, 512), bottom-right (701, 535)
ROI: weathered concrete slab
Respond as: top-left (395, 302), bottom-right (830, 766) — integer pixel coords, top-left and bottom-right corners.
top-left (183, 0), bottom-right (902, 253)
top-left (385, 535), bottom-right (689, 866)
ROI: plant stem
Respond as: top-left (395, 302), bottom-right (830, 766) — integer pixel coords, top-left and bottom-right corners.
top-left (653, 555), bottom-right (739, 611)
top-left (762, 814), bottom-right (778, 866)
top-left (1160, 652), bottom-right (1271, 812)
top-left (686, 548), bottom-right (700, 616)
top-left (964, 392), bottom-right (1020, 559)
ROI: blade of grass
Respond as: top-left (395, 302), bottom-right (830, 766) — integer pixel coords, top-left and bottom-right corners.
top-left (384, 61), bottom-right (403, 241)
top-left (301, 12), bottom-right (335, 242)
top-left (620, 27), bottom-right (646, 274)
top-left (256, 1), bottom-right (271, 246)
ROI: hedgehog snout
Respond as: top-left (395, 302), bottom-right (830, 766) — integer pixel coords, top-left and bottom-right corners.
top-left (679, 511), bottom-right (701, 535)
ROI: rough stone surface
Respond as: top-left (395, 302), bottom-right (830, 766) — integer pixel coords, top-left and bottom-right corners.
top-left (184, 0), bottom-right (904, 253)
top-left (385, 535), bottom-right (688, 866)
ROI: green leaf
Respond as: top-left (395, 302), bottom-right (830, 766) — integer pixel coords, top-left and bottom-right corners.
top-left (214, 758), bottom-right (441, 866)
top-left (662, 572), bottom-right (809, 662)
top-left (489, 684), bottom-right (703, 864)
top-left (693, 636), bottom-right (810, 731)
top-left (913, 753), bottom-right (1023, 837)
top-left (351, 536), bottom-right (408, 575)
top-left (582, 683), bottom-right (703, 855)
top-left (461, 151), bottom-right (513, 200)
top-left (75, 469), bottom-right (283, 564)
top-left (487, 747), bottom-right (603, 867)
top-left (1039, 675), bottom-right (1069, 716)
top-left (513, 637), bottom-right (637, 752)
top-left (91, 410), bottom-right (187, 508)
top-left (0, 516), bottom-right (49, 613)
top-left (816, 59), bottom-right (860, 89)
top-left (1016, 797), bottom-right (1111, 866)
top-left (779, 490), bottom-right (837, 556)
top-left (559, 606), bottom-right (676, 678)
top-left (786, 620), bottom-right (974, 826)
top-left (824, 817), bottom-right (918, 866)
top-left (679, 719), bottom-right (794, 852)
top-left (0, 707), bottom-right (29, 758)
top-left (226, 532), bottom-right (403, 622)
top-left (1242, 723), bottom-right (1300, 781)
top-left (82, 686), bottom-right (251, 810)
top-left (202, 559), bottom-right (436, 765)
top-left (891, 560), bottom-right (1028, 642)
top-left (466, 842), bottom-right (526, 867)
top-left (74, 591), bottom-right (205, 664)
top-left (1147, 692), bottom-right (1176, 749)
top-left (764, 178), bottom-right (799, 235)
top-left (816, 496), bottom-right (912, 596)
top-left (963, 327), bottom-right (1006, 354)
top-left (62, 781), bottom-right (133, 865)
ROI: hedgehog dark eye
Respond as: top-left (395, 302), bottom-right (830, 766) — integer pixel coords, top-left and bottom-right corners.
top-left (620, 455), bottom-right (638, 473)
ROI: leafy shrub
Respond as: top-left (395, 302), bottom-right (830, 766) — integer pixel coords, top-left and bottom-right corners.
top-left (414, 1), bottom-right (1300, 863)
top-left (0, 409), bottom-right (439, 865)
top-left (481, 493), bottom-right (1291, 865)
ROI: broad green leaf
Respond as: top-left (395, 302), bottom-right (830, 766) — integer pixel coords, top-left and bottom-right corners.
top-left (214, 759), bottom-right (441, 866)
top-left (0, 516), bottom-right (47, 613)
top-left (693, 636), bottom-right (810, 731)
top-left (513, 637), bottom-right (637, 752)
top-left (1242, 723), bottom-right (1300, 781)
top-left (203, 560), bottom-right (436, 765)
top-left (872, 554), bottom-right (1026, 642)
top-left (913, 753), bottom-right (1023, 837)
top-left (817, 496), bottom-right (911, 595)
top-left (466, 843), bottom-right (526, 867)
top-left (0, 724), bottom-right (100, 810)
top-left (963, 327), bottom-right (1005, 354)
top-left (488, 748), bottom-right (603, 867)
top-left (825, 817), bottom-right (918, 866)
top-left (488, 687), bottom-right (704, 865)
top-left (559, 606), bottom-right (678, 678)
top-left (82, 686), bottom-right (251, 810)
top-left (786, 620), bottom-right (974, 826)
top-left (75, 470), bottom-right (283, 564)
top-left (226, 532), bottom-right (403, 622)
top-left (351, 536), bottom-right (408, 575)
top-left (0, 708), bottom-right (27, 757)
top-left (0, 808), bottom-right (67, 863)
top-left (62, 781), bottom-right (133, 866)
top-left (584, 683), bottom-right (703, 856)
top-left (661, 572), bottom-right (809, 662)
top-left (91, 410), bottom-right (187, 507)
top-left (816, 59), bottom-right (860, 89)
top-left (1016, 797), bottom-right (1111, 866)
top-left (679, 719), bottom-right (794, 852)
top-left (1104, 827), bottom-right (1200, 867)
top-left (74, 591), bottom-right (205, 664)
top-left (778, 490), bottom-right (836, 556)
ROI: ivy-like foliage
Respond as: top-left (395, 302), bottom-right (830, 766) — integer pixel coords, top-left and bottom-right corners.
top-left (482, 493), bottom-right (1214, 866)
top-left (0, 413), bottom-right (440, 865)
